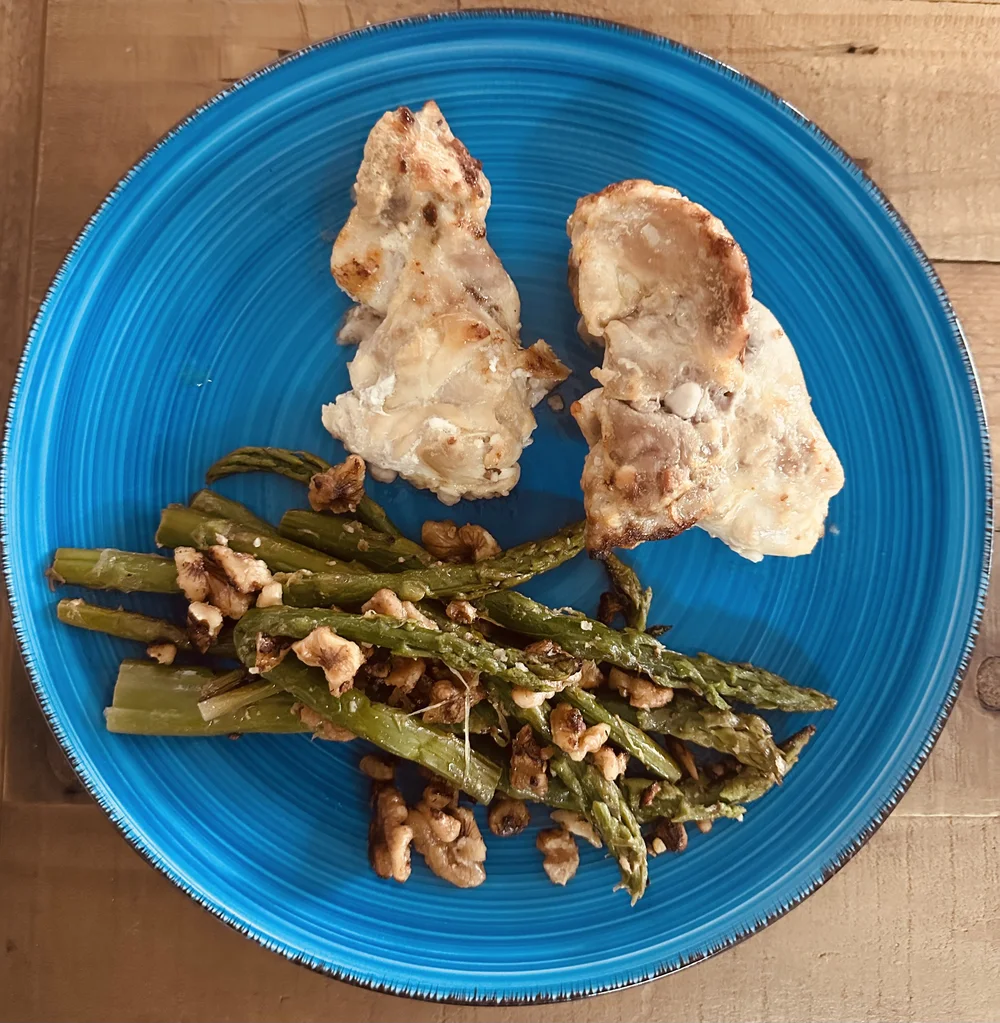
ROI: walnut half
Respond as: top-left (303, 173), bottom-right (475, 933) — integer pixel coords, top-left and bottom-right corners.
top-left (369, 783), bottom-right (412, 883)
top-left (536, 827), bottom-right (580, 886)
top-left (421, 520), bottom-right (501, 563)
top-left (509, 724), bottom-right (550, 796)
top-left (549, 703), bottom-right (610, 761)
top-left (608, 667), bottom-right (674, 710)
top-left (291, 626), bottom-right (364, 695)
top-left (487, 796), bottom-right (531, 838)
top-left (408, 793), bottom-right (487, 889)
top-left (309, 454), bottom-right (367, 514)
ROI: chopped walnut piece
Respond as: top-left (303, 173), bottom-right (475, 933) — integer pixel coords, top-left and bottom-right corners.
top-left (445, 599), bottom-right (478, 624)
top-left (291, 626), bottom-right (364, 695)
top-left (536, 827), bottom-right (580, 885)
top-left (384, 656), bottom-right (425, 693)
top-left (359, 755), bottom-right (395, 782)
top-left (206, 577), bottom-right (254, 620)
top-left (254, 633), bottom-right (291, 674)
top-left (408, 800), bottom-right (486, 888)
top-left (422, 677), bottom-right (484, 724)
top-left (174, 547), bottom-right (210, 602)
top-left (146, 642), bottom-right (176, 666)
top-left (511, 686), bottom-right (553, 709)
top-left (647, 819), bottom-right (688, 855)
top-left (608, 667), bottom-right (674, 710)
top-left (293, 702), bottom-right (356, 742)
top-left (421, 520), bottom-right (501, 563)
top-left (639, 781), bottom-right (662, 807)
top-left (256, 581), bottom-right (283, 607)
top-left (368, 782), bottom-right (412, 882)
top-left (578, 660), bottom-right (604, 689)
top-left (361, 588), bottom-right (439, 629)
top-left (695, 819), bottom-right (713, 834)
top-left (510, 724), bottom-right (549, 796)
top-left (186, 601), bottom-right (223, 653)
top-left (666, 737), bottom-right (699, 782)
top-left (591, 745), bottom-right (628, 782)
top-left (549, 703), bottom-right (610, 761)
top-left (308, 454), bottom-right (366, 514)
top-left (551, 810), bottom-right (602, 848)
top-left (487, 796), bottom-right (531, 837)
top-left (206, 545), bottom-right (272, 593)
top-left (421, 777), bottom-right (458, 811)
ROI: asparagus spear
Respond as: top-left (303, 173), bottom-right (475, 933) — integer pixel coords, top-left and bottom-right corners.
top-left (49, 549), bottom-right (181, 594)
top-left (278, 509), bottom-right (429, 572)
top-left (197, 680), bottom-right (281, 722)
top-left (58, 598), bottom-right (188, 646)
top-left (600, 553), bottom-right (652, 632)
top-left (634, 693), bottom-right (785, 781)
top-left (243, 655), bottom-right (500, 804)
top-left (105, 659), bottom-right (306, 736)
top-left (205, 446), bottom-right (405, 539)
top-left (155, 504), bottom-right (362, 575)
top-left (479, 591), bottom-right (835, 713)
top-left (56, 597), bottom-right (239, 657)
top-left (282, 522), bottom-right (586, 606)
top-left (558, 687), bottom-right (681, 782)
top-left (234, 607), bottom-right (580, 693)
top-left (189, 489), bottom-right (276, 534)
top-left (623, 726), bottom-right (816, 821)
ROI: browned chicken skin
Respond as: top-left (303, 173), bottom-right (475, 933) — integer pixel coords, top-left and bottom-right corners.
top-left (324, 102), bottom-right (568, 504)
top-left (568, 180), bottom-right (844, 560)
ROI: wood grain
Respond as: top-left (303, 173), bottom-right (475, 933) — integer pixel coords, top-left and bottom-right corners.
top-left (3, 1), bottom-right (1000, 1021)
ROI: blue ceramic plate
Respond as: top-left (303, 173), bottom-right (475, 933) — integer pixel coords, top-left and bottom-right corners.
top-left (2, 10), bottom-right (990, 1004)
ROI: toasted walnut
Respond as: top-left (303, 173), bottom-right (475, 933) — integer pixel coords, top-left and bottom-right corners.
top-left (256, 581), bottom-right (283, 607)
top-left (511, 686), bottom-right (553, 709)
top-left (359, 754), bottom-right (395, 781)
top-left (361, 588), bottom-right (439, 629)
top-left (187, 601), bottom-right (223, 653)
top-left (639, 781), bottom-right (662, 807)
top-left (647, 819), bottom-right (688, 855)
top-left (597, 589), bottom-right (626, 626)
top-left (608, 667), bottom-right (674, 710)
top-left (578, 660), bottom-right (604, 690)
top-left (293, 702), bottom-right (356, 742)
top-left (146, 642), bottom-right (176, 665)
top-left (291, 626), bottom-right (364, 695)
top-left (445, 599), bottom-right (478, 624)
top-left (524, 639), bottom-right (566, 659)
top-left (510, 724), bottom-right (549, 796)
top-left (421, 521), bottom-right (501, 563)
top-left (369, 783), bottom-right (412, 882)
top-left (174, 547), bottom-right (210, 602)
top-left (591, 745), bottom-right (628, 782)
top-left (550, 810), bottom-right (602, 848)
top-left (253, 633), bottom-right (291, 674)
top-left (409, 803), bottom-right (486, 888)
top-left (384, 656), bottom-right (425, 693)
top-left (666, 737), bottom-right (699, 782)
top-left (422, 677), bottom-right (484, 725)
top-left (536, 827), bottom-right (579, 885)
top-left (205, 573), bottom-right (254, 620)
top-left (549, 703), bottom-right (610, 761)
top-left (488, 796), bottom-right (531, 837)
top-left (420, 777), bottom-right (458, 811)
top-left (206, 545), bottom-right (272, 594)
top-left (695, 819), bottom-right (713, 834)
top-left (308, 454), bottom-right (366, 514)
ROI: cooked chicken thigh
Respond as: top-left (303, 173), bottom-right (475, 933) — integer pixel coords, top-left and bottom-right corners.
top-left (324, 102), bottom-right (568, 504)
top-left (568, 180), bottom-right (844, 560)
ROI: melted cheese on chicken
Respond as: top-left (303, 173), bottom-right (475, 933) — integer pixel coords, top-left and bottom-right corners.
top-left (568, 179), bottom-right (844, 560)
top-left (324, 102), bottom-right (568, 504)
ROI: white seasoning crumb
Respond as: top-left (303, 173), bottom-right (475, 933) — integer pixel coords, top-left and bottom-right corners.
top-left (829, 524), bottom-right (840, 536)
top-left (547, 394), bottom-right (564, 412)
top-left (398, 557), bottom-right (405, 563)
top-left (580, 621), bottom-right (593, 632)
top-left (344, 525), bottom-right (355, 534)
top-left (253, 537), bottom-right (262, 548)
top-left (215, 533), bottom-right (229, 546)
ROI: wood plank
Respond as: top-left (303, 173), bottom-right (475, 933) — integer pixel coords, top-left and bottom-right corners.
top-left (1, 802), bottom-right (996, 1022)
top-left (0, 0), bottom-right (47, 819)
top-left (26, 0), bottom-right (1000, 303)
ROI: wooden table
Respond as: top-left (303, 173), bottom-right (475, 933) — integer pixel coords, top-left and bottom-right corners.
top-left (2, 2), bottom-right (998, 1020)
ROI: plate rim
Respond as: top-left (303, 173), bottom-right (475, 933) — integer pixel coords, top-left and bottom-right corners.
top-left (1, 7), bottom-right (993, 1006)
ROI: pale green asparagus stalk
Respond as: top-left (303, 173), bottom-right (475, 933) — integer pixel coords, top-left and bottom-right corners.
top-left (49, 549), bottom-right (181, 594)
top-left (278, 509), bottom-right (429, 572)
